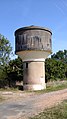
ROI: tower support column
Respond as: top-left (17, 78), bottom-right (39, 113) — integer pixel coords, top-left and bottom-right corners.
top-left (23, 60), bottom-right (46, 90)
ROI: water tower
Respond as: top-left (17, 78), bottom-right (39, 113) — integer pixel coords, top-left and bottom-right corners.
top-left (15, 26), bottom-right (52, 90)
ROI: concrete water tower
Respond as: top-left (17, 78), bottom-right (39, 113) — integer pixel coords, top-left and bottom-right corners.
top-left (15, 26), bottom-right (52, 90)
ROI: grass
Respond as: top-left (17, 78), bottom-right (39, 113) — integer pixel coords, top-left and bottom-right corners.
top-left (0, 81), bottom-right (67, 93)
top-left (0, 87), bottom-right (19, 92)
top-left (33, 81), bottom-right (67, 94)
top-left (30, 100), bottom-right (67, 119)
top-left (0, 96), bottom-right (4, 102)
top-left (46, 82), bottom-right (67, 92)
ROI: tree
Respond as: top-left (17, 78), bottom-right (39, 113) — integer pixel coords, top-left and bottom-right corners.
top-left (51, 50), bottom-right (67, 61)
top-left (6, 57), bottom-right (23, 87)
top-left (0, 34), bottom-right (12, 66)
top-left (45, 50), bottom-right (67, 81)
top-left (0, 34), bottom-right (12, 87)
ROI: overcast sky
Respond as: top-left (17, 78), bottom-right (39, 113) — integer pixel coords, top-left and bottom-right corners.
top-left (0, 0), bottom-right (67, 58)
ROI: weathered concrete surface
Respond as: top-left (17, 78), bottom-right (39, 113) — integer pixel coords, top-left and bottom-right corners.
top-left (15, 25), bottom-right (52, 91)
top-left (0, 89), bottom-right (67, 119)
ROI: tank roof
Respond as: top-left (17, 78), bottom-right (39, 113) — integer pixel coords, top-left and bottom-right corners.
top-left (15, 25), bottom-right (52, 35)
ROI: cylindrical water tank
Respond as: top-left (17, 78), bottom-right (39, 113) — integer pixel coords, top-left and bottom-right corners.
top-left (15, 26), bottom-right (52, 61)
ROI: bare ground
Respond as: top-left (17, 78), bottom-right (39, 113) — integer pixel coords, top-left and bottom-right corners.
top-left (0, 88), bottom-right (67, 119)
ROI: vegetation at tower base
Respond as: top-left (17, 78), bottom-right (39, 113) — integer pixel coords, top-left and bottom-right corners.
top-left (6, 57), bottom-right (23, 88)
top-left (0, 57), bottom-right (23, 88)
top-left (0, 34), bottom-right (67, 88)
top-left (45, 50), bottom-right (67, 81)
top-left (0, 34), bottom-right (23, 88)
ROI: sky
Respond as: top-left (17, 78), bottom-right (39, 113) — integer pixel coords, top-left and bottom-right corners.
top-left (0, 0), bottom-right (67, 59)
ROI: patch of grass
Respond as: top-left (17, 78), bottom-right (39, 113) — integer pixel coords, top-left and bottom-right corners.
top-left (46, 83), bottom-right (67, 92)
top-left (0, 81), bottom-right (67, 93)
top-left (30, 100), bottom-right (67, 119)
top-left (0, 96), bottom-right (4, 102)
top-left (0, 87), bottom-right (19, 92)
top-left (34, 81), bottom-right (67, 94)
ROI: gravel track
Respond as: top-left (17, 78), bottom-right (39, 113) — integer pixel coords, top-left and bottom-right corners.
top-left (0, 89), bottom-right (67, 119)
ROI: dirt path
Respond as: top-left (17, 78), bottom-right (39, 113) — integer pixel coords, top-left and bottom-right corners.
top-left (0, 89), bottom-right (67, 119)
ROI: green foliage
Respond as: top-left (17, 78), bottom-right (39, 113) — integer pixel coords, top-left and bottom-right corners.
top-left (0, 34), bottom-right (12, 66)
top-left (0, 34), bottom-right (12, 88)
top-left (45, 50), bottom-right (67, 81)
top-left (51, 50), bottom-right (67, 60)
top-left (6, 57), bottom-right (23, 87)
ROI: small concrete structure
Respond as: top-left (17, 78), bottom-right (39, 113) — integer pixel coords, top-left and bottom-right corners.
top-left (15, 26), bottom-right (52, 90)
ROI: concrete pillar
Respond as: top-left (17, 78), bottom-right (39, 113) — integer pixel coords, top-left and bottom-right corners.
top-left (23, 60), bottom-right (46, 90)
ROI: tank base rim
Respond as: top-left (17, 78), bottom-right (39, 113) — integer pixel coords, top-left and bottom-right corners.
top-left (23, 84), bottom-right (46, 91)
